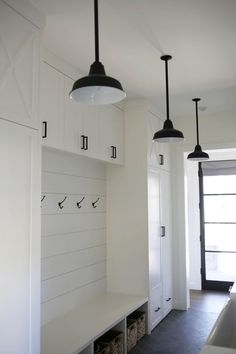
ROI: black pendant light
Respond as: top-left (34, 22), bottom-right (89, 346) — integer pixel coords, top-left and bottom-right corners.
top-left (153, 55), bottom-right (184, 143)
top-left (70, 0), bottom-right (126, 105)
top-left (187, 98), bottom-right (209, 161)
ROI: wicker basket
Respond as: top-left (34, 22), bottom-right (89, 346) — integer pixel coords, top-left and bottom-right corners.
top-left (127, 319), bottom-right (137, 352)
top-left (94, 341), bottom-right (110, 354)
top-left (128, 311), bottom-right (146, 340)
top-left (97, 329), bottom-right (124, 354)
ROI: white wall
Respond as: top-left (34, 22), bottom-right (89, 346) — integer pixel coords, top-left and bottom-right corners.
top-left (171, 110), bottom-right (236, 309)
top-left (41, 148), bottom-right (107, 324)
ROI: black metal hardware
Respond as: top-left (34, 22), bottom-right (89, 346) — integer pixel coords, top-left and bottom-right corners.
top-left (161, 226), bottom-right (166, 237)
top-left (166, 297), bottom-right (172, 302)
top-left (81, 135), bottom-right (86, 150)
top-left (154, 307), bottom-right (161, 312)
top-left (159, 154), bottom-right (164, 165)
top-left (92, 197), bottom-right (100, 208)
top-left (41, 195), bottom-right (46, 208)
top-left (111, 146), bottom-right (117, 159)
top-left (85, 136), bottom-right (89, 150)
top-left (58, 196), bottom-right (67, 209)
top-left (81, 135), bottom-right (89, 150)
top-left (42, 121), bottom-right (47, 138)
top-left (77, 197), bottom-right (85, 209)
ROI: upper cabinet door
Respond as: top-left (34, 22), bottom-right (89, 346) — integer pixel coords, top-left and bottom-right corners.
top-left (81, 105), bottom-right (100, 159)
top-left (64, 76), bottom-right (83, 153)
top-left (0, 1), bottom-right (40, 129)
top-left (40, 62), bottom-right (64, 150)
top-left (148, 113), bottom-right (170, 171)
top-left (99, 105), bottom-right (124, 164)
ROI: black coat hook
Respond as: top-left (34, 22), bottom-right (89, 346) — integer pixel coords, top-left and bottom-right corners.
top-left (92, 197), bottom-right (100, 208)
top-left (58, 196), bottom-right (67, 209)
top-left (41, 195), bottom-right (46, 208)
top-left (77, 197), bottom-right (85, 209)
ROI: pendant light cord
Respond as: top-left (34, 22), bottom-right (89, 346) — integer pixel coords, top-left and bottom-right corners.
top-left (195, 100), bottom-right (200, 145)
top-left (165, 59), bottom-right (170, 121)
top-left (94, 0), bottom-right (99, 62)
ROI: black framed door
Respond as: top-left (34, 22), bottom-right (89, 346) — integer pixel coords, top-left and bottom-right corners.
top-left (199, 161), bottom-right (236, 291)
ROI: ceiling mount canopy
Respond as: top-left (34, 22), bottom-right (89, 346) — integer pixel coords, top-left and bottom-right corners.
top-left (153, 55), bottom-right (184, 143)
top-left (69, 0), bottom-right (126, 105)
top-left (187, 98), bottom-right (209, 161)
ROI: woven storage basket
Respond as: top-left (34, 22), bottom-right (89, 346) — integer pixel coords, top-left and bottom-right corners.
top-left (94, 341), bottom-right (110, 354)
top-left (128, 311), bottom-right (146, 340)
top-left (127, 319), bottom-right (137, 352)
top-left (97, 329), bottom-right (124, 354)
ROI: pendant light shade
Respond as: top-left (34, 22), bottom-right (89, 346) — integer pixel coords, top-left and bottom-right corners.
top-left (70, 0), bottom-right (126, 105)
top-left (187, 98), bottom-right (209, 161)
top-left (153, 55), bottom-right (184, 143)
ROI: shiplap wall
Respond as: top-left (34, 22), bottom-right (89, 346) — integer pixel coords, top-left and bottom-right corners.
top-left (41, 148), bottom-right (107, 325)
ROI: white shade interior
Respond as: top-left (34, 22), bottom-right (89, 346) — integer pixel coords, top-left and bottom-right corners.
top-left (70, 86), bottom-right (126, 105)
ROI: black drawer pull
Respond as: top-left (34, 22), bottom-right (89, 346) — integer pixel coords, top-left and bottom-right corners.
top-left (85, 135), bottom-right (89, 150)
top-left (111, 145), bottom-right (117, 159)
top-left (154, 307), bottom-right (161, 312)
top-left (161, 226), bottom-right (166, 237)
top-left (159, 154), bottom-right (164, 165)
top-left (166, 297), bottom-right (172, 302)
top-left (42, 121), bottom-right (47, 138)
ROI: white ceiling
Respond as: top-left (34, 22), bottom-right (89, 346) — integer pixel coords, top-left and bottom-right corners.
top-left (31, 0), bottom-right (236, 118)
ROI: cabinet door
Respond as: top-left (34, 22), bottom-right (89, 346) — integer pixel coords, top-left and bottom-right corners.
top-left (149, 285), bottom-right (163, 331)
top-left (0, 1), bottom-right (39, 129)
top-left (99, 105), bottom-right (124, 164)
top-left (160, 170), bottom-right (173, 316)
top-left (148, 113), bottom-right (161, 167)
top-left (64, 76), bottom-right (83, 153)
top-left (148, 168), bottom-right (161, 289)
top-left (0, 119), bottom-right (40, 354)
top-left (148, 113), bottom-right (170, 170)
top-left (40, 62), bottom-right (64, 150)
top-left (81, 105), bottom-right (100, 159)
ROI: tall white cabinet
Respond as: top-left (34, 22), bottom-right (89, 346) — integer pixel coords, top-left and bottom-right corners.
top-left (106, 99), bottom-right (173, 332)
top-left (0, 1), bottom-right (43, 353)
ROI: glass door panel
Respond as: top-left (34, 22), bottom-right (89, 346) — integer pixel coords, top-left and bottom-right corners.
top-left (205, 252), bottom-right (236, 282)
top-left (199, 162), bottom-right (236, 291)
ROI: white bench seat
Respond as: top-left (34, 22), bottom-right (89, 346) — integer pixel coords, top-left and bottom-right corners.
top-left (41, 292), bottom-right (148, 354)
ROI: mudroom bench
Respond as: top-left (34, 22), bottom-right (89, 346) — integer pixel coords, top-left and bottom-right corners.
top-left (41, 293), bottom-right (148, 354)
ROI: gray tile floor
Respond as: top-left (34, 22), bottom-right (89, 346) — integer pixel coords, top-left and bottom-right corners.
top-left (130, 290), bottom-right (228, 354)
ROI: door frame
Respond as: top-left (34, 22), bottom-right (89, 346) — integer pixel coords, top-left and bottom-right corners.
top-left (198, 162), bottom-right (233, 291)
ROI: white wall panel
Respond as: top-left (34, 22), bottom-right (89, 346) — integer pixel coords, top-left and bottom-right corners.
top-left (42, 229), bottom-right (106, 258)
top-left (41, 149), bottom-right (107, 324)
top-left (41, 245), bottom-right (106, 280)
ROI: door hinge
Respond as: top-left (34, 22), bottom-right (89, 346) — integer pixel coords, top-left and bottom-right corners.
top-left (200, 267), bottom-right (202, 275)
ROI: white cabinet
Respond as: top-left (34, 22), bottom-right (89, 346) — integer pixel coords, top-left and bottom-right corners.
top-left (150, 285), bottom-right (163, 329)
top-left (160, 170), bottom-right (173, 316)
top-left (148, 112), bottom-right (170, 171)
top-left (0, 118), bottom-right (40, 354)
top-left (99, 105), bottom-right (124, 164)
top-left (0, 1), bottom-right (40, 129)
top-left (64, 76), bottom-right (100, 159)
top-left (107, 100), bottom-right (173, 333)
top-left (41, 63), bottom-right (124, 164)
top-left (40, 62), bottom-right (64, 150)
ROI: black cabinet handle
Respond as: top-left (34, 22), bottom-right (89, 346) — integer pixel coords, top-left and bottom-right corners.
top-left (159, 154), bottom-right (164, 165)
top-left (111, 146), bottom-right (117, 159)
top-left (85, 136), bottom-right (89, 150)
top-left (161, 226), bottom-right (166, 237)
top-left (42, 121), bottom-right (47, 138)
top-left (81, 135), bottom-right (86, 150)
top-left (154, 307), bottom-right (161, 312)
top-left (166, 297), bottom-right (172, 302)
